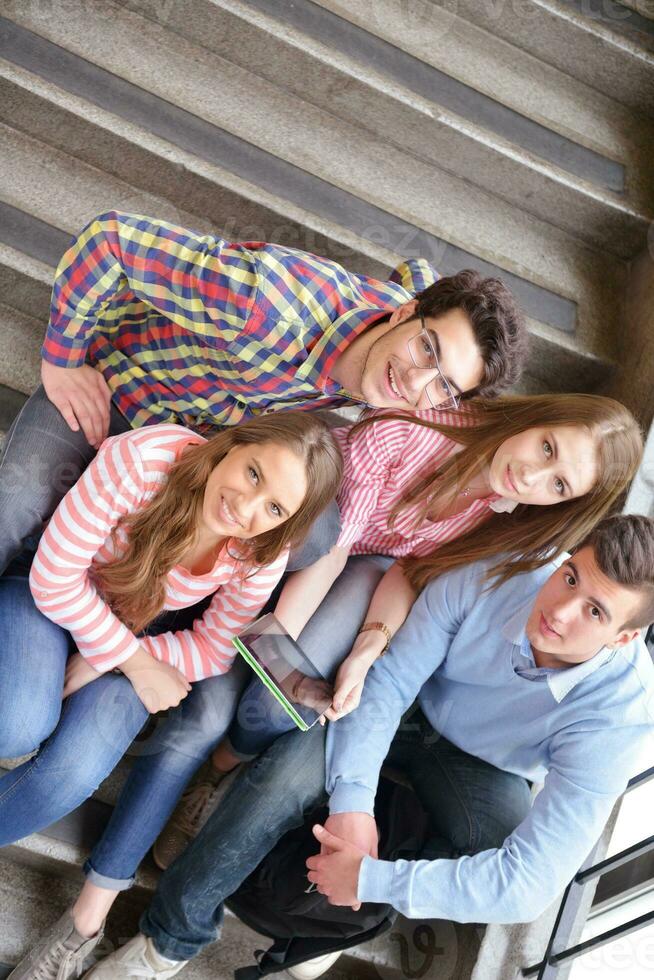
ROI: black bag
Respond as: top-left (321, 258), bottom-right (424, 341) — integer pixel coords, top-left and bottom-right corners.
top-left (227, 775), bottom-right (428, 979)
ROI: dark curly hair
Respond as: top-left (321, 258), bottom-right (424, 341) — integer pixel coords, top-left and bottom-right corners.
top-left (416, 269), bottom-right (528, 398)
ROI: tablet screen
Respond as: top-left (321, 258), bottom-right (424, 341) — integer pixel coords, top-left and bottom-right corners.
top-left (233, 613), bottom-right (333, 731)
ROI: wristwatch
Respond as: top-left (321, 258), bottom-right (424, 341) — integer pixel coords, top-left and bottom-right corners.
top-left (358, 621), bottom-right (392, 655)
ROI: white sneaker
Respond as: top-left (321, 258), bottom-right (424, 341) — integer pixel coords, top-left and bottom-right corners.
top-left (82, 933), bottom-right (186, 978)
top-left (286, 951), bottom-right (342, 979)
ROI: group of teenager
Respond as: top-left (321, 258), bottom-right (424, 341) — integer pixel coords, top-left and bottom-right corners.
top-left (1, 211), bottom-right (653, 980)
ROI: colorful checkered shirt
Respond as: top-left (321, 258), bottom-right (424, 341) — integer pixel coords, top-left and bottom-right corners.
top-left (43, 211), bottom-right (438, 430)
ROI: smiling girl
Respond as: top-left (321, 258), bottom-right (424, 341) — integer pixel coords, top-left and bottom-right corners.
top-left (0, 411), bottom-right (341, 841)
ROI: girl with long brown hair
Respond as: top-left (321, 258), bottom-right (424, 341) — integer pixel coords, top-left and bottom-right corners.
top-left (0, 412), bottom-right (341, 934)
top-left (149, 391), bottom-right (642, 874)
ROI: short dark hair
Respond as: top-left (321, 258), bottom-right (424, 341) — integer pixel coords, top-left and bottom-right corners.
top-left (576, 514), bottom-right (654, 630)
top-left (416, 269), bottom-right (528, 398)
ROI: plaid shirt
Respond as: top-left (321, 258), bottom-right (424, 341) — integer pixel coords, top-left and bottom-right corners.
top-left (43, 211), bottom-right (438, 429)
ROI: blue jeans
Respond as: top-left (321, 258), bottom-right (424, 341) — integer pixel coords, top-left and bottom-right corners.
top-left (0, 528), bottom-right (340, 885)
top-left (0, 570), bottom-right (249, 887)
top-left (140, 706), bottom-right (532, 960)
top-left (227, 554), bottom-right (393, 759)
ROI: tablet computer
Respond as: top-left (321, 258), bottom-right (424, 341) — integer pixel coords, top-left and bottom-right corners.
top-left (232, 613), bottom-right (333, 732)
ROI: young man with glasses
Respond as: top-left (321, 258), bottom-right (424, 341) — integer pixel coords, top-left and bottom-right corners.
top-left (0, 210), bottom-right (525, 575)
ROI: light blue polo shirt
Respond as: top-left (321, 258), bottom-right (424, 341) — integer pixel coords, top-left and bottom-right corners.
top-left (326, 556), bottom-right (654, 923)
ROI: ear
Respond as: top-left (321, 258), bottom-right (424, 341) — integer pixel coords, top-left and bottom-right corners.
top-left (610, 628), bottom-right (641, 650)
top-left (388, 298), bottom-right (418, 327)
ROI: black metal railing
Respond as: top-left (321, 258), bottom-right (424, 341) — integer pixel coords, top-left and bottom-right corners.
top-left (523, 764), bottom-right (654, 978)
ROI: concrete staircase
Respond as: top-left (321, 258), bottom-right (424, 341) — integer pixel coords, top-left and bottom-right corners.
top-left (0, 1), bottom-right (652, 977)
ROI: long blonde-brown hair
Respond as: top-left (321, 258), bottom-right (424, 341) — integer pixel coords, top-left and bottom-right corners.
top-left (93, 413), bottom-right (343, 633)
top-left (351, 394), bottom-right (642, 591)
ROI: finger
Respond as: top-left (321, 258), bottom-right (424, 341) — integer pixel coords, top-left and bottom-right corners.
top-left (80, 388), bottom-right (109, 446)
top-left (141, 691), bottom-right (159, 714)
top-left (85, 385), bottom-right (110, 444)
top-left (351, 901), bottom-right (362, 912)
top-left (312, 824), bottom-right (344, 850)
top-left (305, 856), bottom-right (322, 871)
top-left (96, 372), bottom-right (113, 403)
top-left (52, 395), bottom-right (80, 433)
top-left (93, 384), bottom-right (112, 438)
top-left (331, 684), bottom-right (350, 715)
top-left (69, 393), bottom-right (102, 447)
top-left (323, 706), bottom-right (341, 722)
top-left (318, 713), bottom-right (326, 727)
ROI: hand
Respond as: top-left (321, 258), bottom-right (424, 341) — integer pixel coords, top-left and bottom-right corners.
top-left (41, 360), bottom-right (113, 449)
top-left (306, 824), bottom-right (366, 909)
top-left (121, 647), bottom-right (192, 713)
top-left (288, 674), bottom-right (334, 727)
top-left (324, 649), bottom-right (374, 721)
top-left (291, 675), bottom-right (333, 711)
top-left (62, 652), bottom-right (102, 699)
top-left (322, 811), bottom-right (378, 859)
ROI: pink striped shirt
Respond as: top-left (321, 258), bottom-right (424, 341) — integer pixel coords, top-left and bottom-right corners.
top-left (333, 409), bottom-right (500, 558)
top-left (29, 425), bottom-right (288, 681)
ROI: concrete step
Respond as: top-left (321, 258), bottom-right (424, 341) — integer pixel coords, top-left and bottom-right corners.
top-left (111, 0), bottom-right (653, 259)
top-left (0, 848), bottom-right (272, 980)
top-left (0, 5), bottom-right (627, 369)
top-left (0, 121), bottom-right (218, 250)
top-left (1, 841), bottom-right (473, 978)
top-left (437, 0), bottom-right (654, 115)
top-left (312, 0), bottom-right (654, 209)
top-left (0, 10), bottom-right (590, 336)
top-left (0, 303), bottom-right (43, 397)
top-left (0, 241), bottom-right (52, 324)
top-left (0, 55), bottom-right (398, 286)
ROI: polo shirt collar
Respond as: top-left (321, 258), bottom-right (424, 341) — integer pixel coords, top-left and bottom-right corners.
top-left (502, 600), bottom-right (617, 703)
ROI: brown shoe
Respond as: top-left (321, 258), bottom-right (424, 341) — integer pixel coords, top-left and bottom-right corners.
top-left (152, 759), bottom-right (234, 870)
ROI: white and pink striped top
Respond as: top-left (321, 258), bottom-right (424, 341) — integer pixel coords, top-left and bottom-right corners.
top-left (29, 424), bottom-right (288, 682)
top-left (332, 408), bottom-right (500, 558)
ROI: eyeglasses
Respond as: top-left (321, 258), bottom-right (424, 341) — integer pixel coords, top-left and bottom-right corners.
top-left (406, 312), bottom-right (460, 410)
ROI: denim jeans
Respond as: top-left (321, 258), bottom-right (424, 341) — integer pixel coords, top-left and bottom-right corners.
top-left (0, 572), bottom-right (249, 879)
top-left (84, 658), bottom-right (250, 889)
top-left (0, 512), bottom-right (339, 886)
top-left (141, 706), bottom-right (532, 960)
top-left (227, 555), bottom-right (393, 759)
top-left (0, 385), bottom-right (132, 576)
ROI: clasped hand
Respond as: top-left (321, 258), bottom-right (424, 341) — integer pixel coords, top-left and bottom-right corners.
top-left (63, 648), bottom-right (191, 713)
top-left (305, 811), bottom-right (378, 909)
